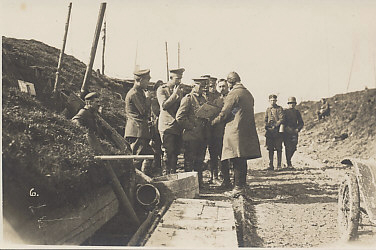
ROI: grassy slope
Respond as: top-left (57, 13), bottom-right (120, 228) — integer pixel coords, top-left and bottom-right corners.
top-left (2, 36), bottom-right (131, 209)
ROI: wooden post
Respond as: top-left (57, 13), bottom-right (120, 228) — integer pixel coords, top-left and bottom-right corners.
top-left (80, 2), bottom-right (106, 98)
top-left (178, 42), bottom-right (180, 68)
top-left (101, 20), bottom-right (106, 75)
top-left (165, 41), bottom-right (169, 82)
top-left (53, 2), bottom-right (72, 93)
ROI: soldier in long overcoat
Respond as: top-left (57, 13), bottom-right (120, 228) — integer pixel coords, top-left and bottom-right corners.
top-left (124, 69), bottom-right (153, 175)
top-left (157, 68), bottom-right (185, 174)
top-left (211, 72), bottom-right (261, 196)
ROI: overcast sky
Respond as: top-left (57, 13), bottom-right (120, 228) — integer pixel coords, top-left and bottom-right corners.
top-left (1, 0), bottom-right (376, 112)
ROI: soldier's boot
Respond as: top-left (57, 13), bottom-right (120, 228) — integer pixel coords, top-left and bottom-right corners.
top-left (267, 150), bottom-right (274, 170)
top-left (225, 163), bottom-right (245, 198)
top-left (141, 159), bottom-right (153, 176)
top-left (276, 150), bottom-right (282, 171)
top-left (198, 169), bottom-right (203, 190)
top-left (153, 152), bottom-right (162, 176)
top-left (169, 155), bottom-right (177, 174)
top-left (219, 161), bottom-right (231, 189)
top-left (285, 149), bottom-right (292, 167)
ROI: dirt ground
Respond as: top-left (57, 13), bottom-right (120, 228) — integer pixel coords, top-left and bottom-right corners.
top-left (201, 135), bottom-right (376, 248)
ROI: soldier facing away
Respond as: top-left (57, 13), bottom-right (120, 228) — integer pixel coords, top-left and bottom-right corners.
top-left (265, 94), bottom-right (285, 171)
top-left (124, 69), bottom-right (154, 175)
top-left (317, 98), bottom-right (330, 120)
top-left (157, 68), bottom-right (185, 174)
top-left (283, 96), bottom-right (304, 169)
top-left (211, 72), bottom-right (261, 197)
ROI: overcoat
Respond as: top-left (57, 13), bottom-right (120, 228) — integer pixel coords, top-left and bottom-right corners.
top-left (156, 84), bottom-right (182, 135)
top-left (212, 83), bottom-right (261, 160)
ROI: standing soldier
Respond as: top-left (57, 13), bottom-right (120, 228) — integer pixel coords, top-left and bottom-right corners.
top-left (206, 76), bottom-right (223, 183)
top-left (124, 69), bottom-right (154, 175)
top-left (265, 94), bottom-right (285, 171)
top-left (211, 72), bottom-right (261, 197)
top-left (283, 97), bottom-right (304, 169)
top-left (157, 68), bottom-right (185, 174)
top-left (176, 78), bottom-right (208, 187)
top-left (149, 80), bottom-right (164, 176)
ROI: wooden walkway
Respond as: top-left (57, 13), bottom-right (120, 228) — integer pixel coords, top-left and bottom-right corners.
top-left (145, 198), bottom-right (238, 248)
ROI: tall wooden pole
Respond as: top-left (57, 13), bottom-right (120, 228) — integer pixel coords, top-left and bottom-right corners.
top-left (346, 51), bottom-right (356, 93)
top-left (165, 41), bottom-right (169, 82)
top-left (101, 20), bottom-right (106, 75)
top-left (178, 42), bottom-right (180, 68)
top-left (53, 2), bottom-right (72, 93)
top-left (80, 2), bottom-right (106, 99)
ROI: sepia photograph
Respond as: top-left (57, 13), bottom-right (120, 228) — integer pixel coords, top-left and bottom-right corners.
top-left (1, 0), bottom-right (376, 248)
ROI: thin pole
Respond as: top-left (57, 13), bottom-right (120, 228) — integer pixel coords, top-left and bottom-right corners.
top-left (373, 52), bottom-right (376, 88)
top-left (81, 2), bottom-right (106, 98)
top-left (165, 41), bottom-right (169, 81)
top-left (53, 2), bottom-right (72, 93)
top-left (346, 50), bottom-right (356, 93)
top-left (178, 42), bottom-right (180, 68)
top-left (101, 19), bottom-right (106, 75)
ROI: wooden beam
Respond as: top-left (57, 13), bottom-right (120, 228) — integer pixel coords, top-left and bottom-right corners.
top-left (94, 155), bottom-right (154, 160)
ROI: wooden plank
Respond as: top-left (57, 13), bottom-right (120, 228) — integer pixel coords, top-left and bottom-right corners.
top-left (145, 198), bottom-right (238, 248)
top-left (14, 185), bottom-right (119, 245)
top-left (94, 155), bottom-right (154, 160)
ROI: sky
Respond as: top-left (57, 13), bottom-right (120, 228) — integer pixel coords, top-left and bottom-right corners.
top-left (1, 0), bottom-right (376, 112)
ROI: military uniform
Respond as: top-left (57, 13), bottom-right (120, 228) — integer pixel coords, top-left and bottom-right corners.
top-left (150, 95), bottom-right (163, 175)
top-left (124, 69), bottom-right (153, 174)
top-left (157, 68), bottom-right (185, 174)
top-left (265, 97), bottom-right (285, 170)
top-left (283, 97), bottom-right (304, 167)
top-left (176, 79), bottom-right (208, 185)
top-left (212, 75), bottom-right (261, 194)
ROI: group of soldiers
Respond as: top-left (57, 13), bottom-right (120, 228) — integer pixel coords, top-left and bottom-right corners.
top-left (71, 67), bottom-right (308, 197)
top-left (122, 68), bottom-right (261, 197)
top-left (264, 94), bottom-right (304, 171)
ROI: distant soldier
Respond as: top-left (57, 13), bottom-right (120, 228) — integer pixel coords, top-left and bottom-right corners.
top-left (265, 94), bottom-right (285, 171)
top-left (212, 72), bottom-right (261, 197)
top-left (283, 97), bottom-right (304, 169)
top-left (176, 78), bottom-right (208, 187)
top-left (317, 98), bottom-right (330, 120)
top-left (149, 80), bottom-right (164, 176)
top-left (124, 69), bottom-right (153, 175)
top-left (157, 68), bottom-right (185, 174)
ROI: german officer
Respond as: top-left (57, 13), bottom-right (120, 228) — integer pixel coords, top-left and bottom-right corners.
top-left (176, 77), bottom-right (208, 187)
top-left (265, 94), bottom-right (285, 171)
top-left (124, 69), bottom-right (154, 175)
top-left (157, 68), bottom-right (185, 174)
top-left (211, 72), bottom-right (261, 197)
top-left (283, 97), bottom-right (304, 169)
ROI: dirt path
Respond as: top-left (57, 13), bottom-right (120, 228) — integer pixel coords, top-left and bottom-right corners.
top-left (241, 137), bottom-right (376, 248)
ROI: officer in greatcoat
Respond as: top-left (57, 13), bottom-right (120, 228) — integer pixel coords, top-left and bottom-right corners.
top-left (124, 69), bottom-right (154, 175)
top-left (157, 68), bottom-right (185, 174)
top-left (176, 77), bottom-right (208, 187)
top-left (283, 96), bottom-right (304, 169)
top-left (211, 72), bottom-right (261, 197)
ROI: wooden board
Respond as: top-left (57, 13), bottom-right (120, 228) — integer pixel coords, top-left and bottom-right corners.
top-left (353, 158), bottom-right (376, 223)
top-left (6, 185), bottom-right (120, 245)
top-left (145, 198), bottom-right (238, 248)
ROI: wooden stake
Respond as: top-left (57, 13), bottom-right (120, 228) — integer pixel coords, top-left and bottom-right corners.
top-left (53, 2), bottom-right (72, 93)
top-left (165, 41), bottom-right (169, 82)
top-left (80, 2), bottom-right (106, 98)
top-left (101, 20), bottom-right (106, 75)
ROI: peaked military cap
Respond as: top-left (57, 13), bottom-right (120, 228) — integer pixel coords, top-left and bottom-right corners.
top-left (192, 77), bottom-right (208, 84)
top-left (169, 68), bottom-right (185, 76)
top-left (210, 76), bottom-right (217, 81)
top-left (269, 94), bottom-right (277, 100)
top-left (85, 92), bottom-right (99, 100)
top-left (201, 74), bottom-right (211, 78)
top-left (134, 69), bottom-right (150, 77)
top-left (288, 96), bottom-right (297, 104)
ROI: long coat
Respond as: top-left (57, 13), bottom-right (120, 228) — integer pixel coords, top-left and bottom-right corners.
top-left (124, 86), bottom-right (151, 139)
top-left (212, 83), bottom-right (261, 161)
top-left (156, 84), bottom-right (182, 135)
